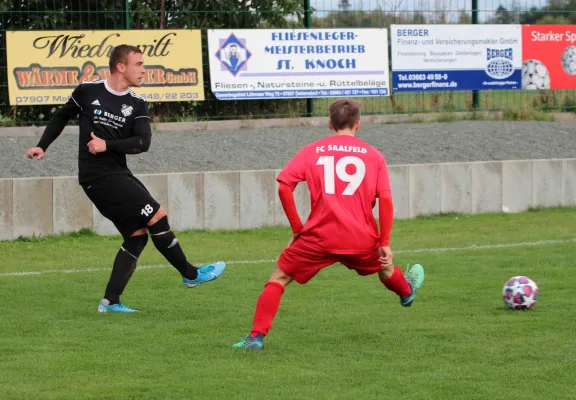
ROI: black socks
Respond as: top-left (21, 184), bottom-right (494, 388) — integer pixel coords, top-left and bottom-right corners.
top-left (104, 234), bottom-right (148, 305)
top-left (104, 216), bottom-right (198, 305)
top-left (148, 216), bottom-right (198, 281)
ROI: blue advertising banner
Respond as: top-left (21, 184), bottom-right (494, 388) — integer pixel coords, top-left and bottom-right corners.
top-left (391, 25), bottom-right (523, 92)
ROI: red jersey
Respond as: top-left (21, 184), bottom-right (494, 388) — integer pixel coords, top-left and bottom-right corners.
top-left (277, 135), bottom-right (391, 254)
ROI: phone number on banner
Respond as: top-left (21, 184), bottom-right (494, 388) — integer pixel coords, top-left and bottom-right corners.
top-left (393, 72), bottom-right (459, 91)
top-left (14, 92), bottom-right (200, 104)
top-left (216, 88), bottom-right (389, 99)
top-left (397, 73), bottom-right (449, 81)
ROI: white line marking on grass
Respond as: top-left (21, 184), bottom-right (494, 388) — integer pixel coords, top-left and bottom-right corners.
top-left (1, 238), bottom-right (574, 278)
top-left (395, 238), bottom-right (576, 254)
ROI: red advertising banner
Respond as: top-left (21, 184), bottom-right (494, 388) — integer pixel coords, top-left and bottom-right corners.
top-left (522, 25), bottom-right (576, 90)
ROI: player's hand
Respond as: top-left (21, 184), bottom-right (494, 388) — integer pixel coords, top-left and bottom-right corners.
top-left (379, 246), bottom-right (393, 268)
top-left (26, 147), bottom-right (45, 160)
top-left (88, 132), bottom-right (107, 154)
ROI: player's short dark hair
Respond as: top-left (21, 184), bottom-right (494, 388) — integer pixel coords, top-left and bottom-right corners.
top-left (328, 99), bottom-right (361, 131)
top-left (109, 44), bottom-right (142, 72)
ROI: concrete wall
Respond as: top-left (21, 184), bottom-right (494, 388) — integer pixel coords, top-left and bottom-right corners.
top-left (0, 158), bottom-right (574, 240)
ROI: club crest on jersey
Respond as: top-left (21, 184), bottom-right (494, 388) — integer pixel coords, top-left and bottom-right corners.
top-left (121, 104), bottom-right (133, 117)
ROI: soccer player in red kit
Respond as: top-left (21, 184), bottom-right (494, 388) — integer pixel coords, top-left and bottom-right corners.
top-left (233, 99), bottom-right (425, 350)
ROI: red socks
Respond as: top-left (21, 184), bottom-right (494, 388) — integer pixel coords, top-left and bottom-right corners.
top-left (380, 266), bottom-right (412, 298)
top-left (248, 268), bottom-right (409, 337)
top-left (250, 281), bottom-right (285, 337)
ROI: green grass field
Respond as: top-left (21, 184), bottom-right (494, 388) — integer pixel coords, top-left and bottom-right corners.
top-left (1, 208), bottom-right (575, 400)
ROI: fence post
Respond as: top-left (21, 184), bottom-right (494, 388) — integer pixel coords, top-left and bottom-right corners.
top-left (471, 0), bottom-right (479, 109)
top-left (304, 0), bottom-right (314, 117)
top-left (125, 0), bottom-right (131, 29)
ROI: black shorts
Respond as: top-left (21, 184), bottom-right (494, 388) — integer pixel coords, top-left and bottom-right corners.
top-left (82, 174), bottom-right (160, 238)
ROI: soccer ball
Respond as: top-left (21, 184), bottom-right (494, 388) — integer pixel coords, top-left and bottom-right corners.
top-left (522, 59), bottom-right (551, 90)
top-left (502, 276), bottom-right (539, 310)
top-left (561, 46), bottom-right (576, 75)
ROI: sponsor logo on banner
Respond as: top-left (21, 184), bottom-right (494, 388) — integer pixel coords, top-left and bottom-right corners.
top-left (486, 48), bottom-right (515, 79)
top-left (391, 24), bottom-right (523, 92)
top-left (207, 29), bottom-right (390, 100)
top-left (521, 25), bottom-right (576, 90)
top-left (215, 33), bottom-right (253, 77)
top-left (6, 30), bottom-right (205, 105)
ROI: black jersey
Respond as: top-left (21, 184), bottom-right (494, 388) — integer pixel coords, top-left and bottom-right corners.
top-left (37, 80), bottom-right (152, 183)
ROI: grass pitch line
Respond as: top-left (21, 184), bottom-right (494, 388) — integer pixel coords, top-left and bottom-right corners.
top-left (1, 238), bottom-right (574, 278)
top-left (394, 238), bottom-right (576, 254)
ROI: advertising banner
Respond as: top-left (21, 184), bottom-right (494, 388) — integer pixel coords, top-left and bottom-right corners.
top-left (521, 25), bottom-right (576, 90)
top-left (207, 28), bottom-right (390, 100)
top-left (6, 30), bottom-right (205, 105)
top-left (391, 24), bottom-right (523, 92)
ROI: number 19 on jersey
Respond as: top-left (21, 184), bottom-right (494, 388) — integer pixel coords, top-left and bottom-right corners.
top-left (317, 155), bottom-right (366, 195)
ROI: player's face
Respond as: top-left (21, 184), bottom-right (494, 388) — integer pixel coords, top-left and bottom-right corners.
top-left (121, 52), bottom-right (146, 87)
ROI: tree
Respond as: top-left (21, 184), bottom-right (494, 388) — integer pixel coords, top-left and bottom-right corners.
top-left (458, 10), bottom-right (471, 24)
top-left (519, 0), bottom-right (576, 24)
top-left (0, 0), bottom-right (306, 124)
top-left (0, 0), bottom-right (128, 124)
top-left (338, 0), bottom-right (352, 12)
top-left (493, 5), bottom-right (514, 24)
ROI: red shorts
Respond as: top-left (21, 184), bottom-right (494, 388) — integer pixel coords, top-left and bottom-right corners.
top-left (277, 236), bottom-right (382, 284)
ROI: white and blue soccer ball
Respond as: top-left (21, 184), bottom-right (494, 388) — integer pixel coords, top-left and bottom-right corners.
top-left (561, 46), bottom-right (576, 75)
top-left (502, 276), bottom-right (539, 310)
top-left (522, 59), bottom-right (551, 90)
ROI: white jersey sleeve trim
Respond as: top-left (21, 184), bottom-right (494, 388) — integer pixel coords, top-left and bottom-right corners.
top-left (129, 89), bottom-right (148, 102)
top-left (70, 95), bottom-right (82, 109)
top-left (81, 79), bottom-right (104, 85)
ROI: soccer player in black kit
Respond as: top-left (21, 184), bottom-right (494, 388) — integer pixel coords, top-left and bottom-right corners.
top-left (26, 45), bottom-right (226, 313)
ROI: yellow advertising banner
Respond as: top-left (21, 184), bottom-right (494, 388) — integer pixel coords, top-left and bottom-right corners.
top-left (6, 30), bottom-right (204, 105)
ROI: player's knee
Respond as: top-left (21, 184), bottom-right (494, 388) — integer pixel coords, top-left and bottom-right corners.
top-left (122, 234), bottom-right (149, 259)
top-left (148, 206), bottom-right (167, 226)
top-left (269, 267), bottom-right (293, 287)
top-left (378, 264), bottom-right (394, 280)
top-left (269, 277), bottom-right (291, 287)
top-left (131, 227), bottom-right (148, 236)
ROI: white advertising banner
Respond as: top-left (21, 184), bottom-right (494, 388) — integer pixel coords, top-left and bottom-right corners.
top-left (207, 29), bottom-right (390, 100)
top-left (391, 24), bottom-right (523, 92)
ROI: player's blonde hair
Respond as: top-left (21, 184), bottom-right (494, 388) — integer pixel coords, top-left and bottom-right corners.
top-left (328, 99), bottom-right (361, 131)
